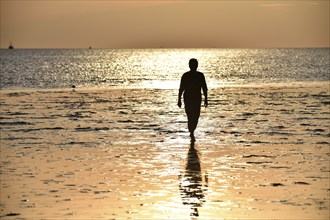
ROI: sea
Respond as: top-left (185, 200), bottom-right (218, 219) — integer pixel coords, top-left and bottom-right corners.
top-left (0, 48), bottom-right (329, 90)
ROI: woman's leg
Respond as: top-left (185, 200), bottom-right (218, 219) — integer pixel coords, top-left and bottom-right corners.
top-left (185, 102), bottom-right (201, 139)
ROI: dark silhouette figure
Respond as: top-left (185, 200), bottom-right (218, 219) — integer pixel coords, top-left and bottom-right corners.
top-left (178, 58), bottom-right (208, 141)
top-left (179, 143), bottom-right (208, 217)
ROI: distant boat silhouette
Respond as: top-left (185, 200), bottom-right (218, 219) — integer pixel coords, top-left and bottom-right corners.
top-left (8, 42), bottom-right (14, 49)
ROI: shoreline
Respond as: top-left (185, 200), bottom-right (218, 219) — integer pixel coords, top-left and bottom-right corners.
top-left (1, 81), bottom-right (329, 93)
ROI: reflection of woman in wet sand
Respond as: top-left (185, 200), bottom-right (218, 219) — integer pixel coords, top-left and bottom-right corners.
top-left (179, 143), bottom-right (208, 217)
top-left (178, 58), bottom-right (208, 141)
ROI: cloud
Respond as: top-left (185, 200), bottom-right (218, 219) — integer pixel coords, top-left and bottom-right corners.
top-left (305, 2), bottom-right (320, 6)
top-left (260, 3), bottom-right (293, 9)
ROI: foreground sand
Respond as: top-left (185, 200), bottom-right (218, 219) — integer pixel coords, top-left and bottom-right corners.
top-left (0, 83), bottom-right (329, 219)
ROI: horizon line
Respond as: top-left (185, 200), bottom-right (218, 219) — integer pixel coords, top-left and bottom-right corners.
top-left (1, 46), bottom-right (329, 50)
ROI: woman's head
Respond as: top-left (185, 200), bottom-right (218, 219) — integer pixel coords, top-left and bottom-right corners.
top-left (189, 58), bottom-right (198, 71)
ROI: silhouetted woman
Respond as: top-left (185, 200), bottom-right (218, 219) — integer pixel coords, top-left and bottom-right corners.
top-left (178, 58), bottom-right (208, 141)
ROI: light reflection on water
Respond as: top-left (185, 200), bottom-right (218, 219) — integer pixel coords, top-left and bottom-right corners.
top-left (1, 48), bottom-right (329, 89)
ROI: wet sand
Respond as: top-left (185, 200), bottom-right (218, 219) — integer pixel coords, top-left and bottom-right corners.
top-left (0, 83), bottom-right (329, 219)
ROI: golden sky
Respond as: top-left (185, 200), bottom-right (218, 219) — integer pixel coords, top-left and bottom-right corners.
top-left (1, 0), bottom-right (329, 48)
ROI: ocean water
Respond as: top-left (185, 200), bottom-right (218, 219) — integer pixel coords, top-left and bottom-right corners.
top-left (0, 48), bottom-right (329, 90)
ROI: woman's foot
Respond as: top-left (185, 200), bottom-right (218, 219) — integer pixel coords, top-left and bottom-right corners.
top-left (190, 132), bottom-right (196, 142)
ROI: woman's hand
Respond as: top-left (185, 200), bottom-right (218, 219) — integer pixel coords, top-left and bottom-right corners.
top-left (204, 99), bottom-right (208, 108)
top-left (178, 99), bottom-right (182, 108)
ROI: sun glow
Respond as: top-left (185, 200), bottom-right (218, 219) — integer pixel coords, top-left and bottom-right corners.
top-left (136, 49), bottom-right (222, 89)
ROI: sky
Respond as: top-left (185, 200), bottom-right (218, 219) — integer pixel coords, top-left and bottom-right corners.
top-left (0, 0), bottom-right (329, 49)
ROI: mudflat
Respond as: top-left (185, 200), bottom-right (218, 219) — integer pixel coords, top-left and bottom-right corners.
top-left (1, 83), bottom-right (329, 219)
